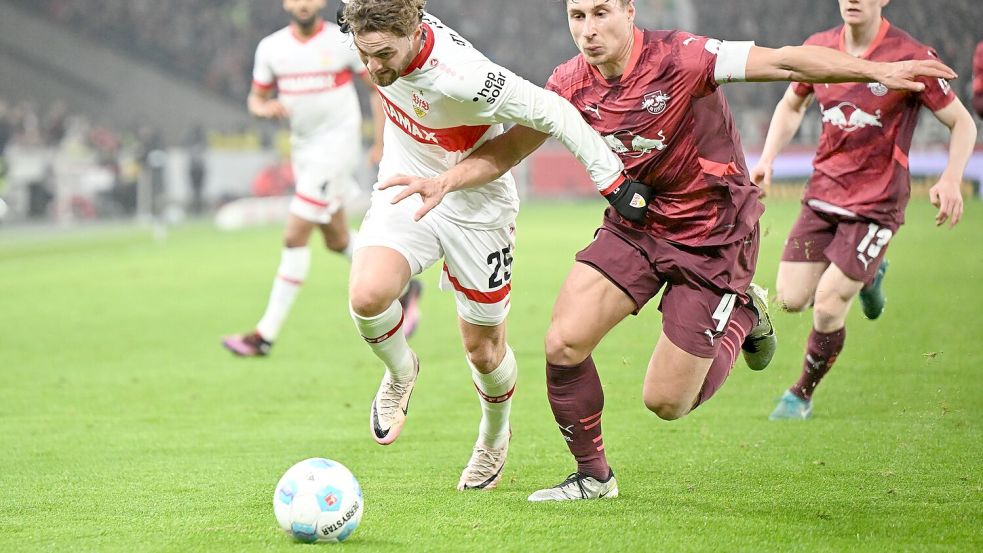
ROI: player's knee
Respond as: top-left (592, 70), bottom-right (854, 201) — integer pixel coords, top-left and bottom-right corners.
top-left (544, 326), bottom-right (588, 366)
top-left (775, 287), bottom-right (809, 312)
top-left (322, 234), bottom-right (348, 253)
top-left (465, 342), bottom-right (503, 372)
top-left (642, 393), bottom-right (688, 421)
top-left (812, 300), bottom-right (846, 332)
top-left (283, 233), bottom-right (308, 249)
top-left (348, 282), bottom-right (394, 318)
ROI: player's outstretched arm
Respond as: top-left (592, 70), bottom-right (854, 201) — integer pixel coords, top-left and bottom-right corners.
top-left (379, 125), bottom-right (549, 221)
top-left (751, 85), bottom-right (814, 196)
top-left (247, 85), bottom-right (288, 120)
top-left (745, 45), bottom-right (956, 92)
top-left (928, 100), bottom-right (976, 228)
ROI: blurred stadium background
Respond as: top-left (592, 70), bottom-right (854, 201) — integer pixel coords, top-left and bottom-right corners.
top-left (0, 0), bottom-right (980, 226)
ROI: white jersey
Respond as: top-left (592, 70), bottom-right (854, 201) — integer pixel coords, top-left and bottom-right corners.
top-left (252, 21), bottom-right (365, 149)
top-left (376, 14), bottom-right (624, 229)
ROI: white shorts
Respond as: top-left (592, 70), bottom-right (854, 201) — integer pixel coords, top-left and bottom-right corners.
top-left (356, 187), bottom-right (516, 326)
top-left (289, 142), bottom-right (360, 224)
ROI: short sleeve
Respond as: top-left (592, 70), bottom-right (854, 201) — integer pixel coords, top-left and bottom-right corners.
top-left (252, 40), bottom-right (275, 90)
top-left (672, 34), bottom-right (752, 97)
top-left (915, 47), bottom-right (956, 112)
top-left (434, 57), bottom-right (519, 119)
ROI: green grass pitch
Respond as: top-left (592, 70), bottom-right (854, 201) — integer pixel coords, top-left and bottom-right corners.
top-left (1, 198), bottom-right (980, 552)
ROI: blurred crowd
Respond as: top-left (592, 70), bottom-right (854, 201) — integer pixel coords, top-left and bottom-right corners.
top-left (10, 0), bottom-right (978, 108)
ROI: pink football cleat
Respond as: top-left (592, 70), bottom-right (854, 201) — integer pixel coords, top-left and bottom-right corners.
top-left (222, 331), bottom-right (272, 357)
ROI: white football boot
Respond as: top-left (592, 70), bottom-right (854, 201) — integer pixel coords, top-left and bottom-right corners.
top-left (457, 437), bottom-right (510, 491)
top-left (369, 354), bottom-right (419, 445)
top-left (527, 471), bottom-right (619, 502)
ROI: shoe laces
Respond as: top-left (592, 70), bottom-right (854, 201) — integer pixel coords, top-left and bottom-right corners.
top-left (377, 377), bottom-right (410, 413)
top-left (556, 472), bottom-right (591, 499)
top-left (465, 446), bottom-right (504, 478)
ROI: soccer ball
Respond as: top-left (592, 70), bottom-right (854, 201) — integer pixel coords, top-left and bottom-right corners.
top-left (273, 458), bottom-right (363, 543)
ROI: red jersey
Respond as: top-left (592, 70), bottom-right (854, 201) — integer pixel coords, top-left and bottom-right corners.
top-left (972, 41), bottom-right (983, 118)
top-left (792, 19), bottom-right (955, 226)
top-left (546, 29), bottom-right (763, 247)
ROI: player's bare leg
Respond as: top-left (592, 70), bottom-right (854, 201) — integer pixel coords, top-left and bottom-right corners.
top-left (349, 246), bottom-right (418, 445)
top-left (529, 263), bottom-right (633, 502)
top-left (772, 263), bottom-right (863, 420)
top-left (222, 213), bottom-right (317, 357)
top-left (641, 336), bottom-right (715, 420)
top-left (457, 319), bottom-right (516, 491)
top-left (775, 261), bottom-right (828, 313)
top-left (318, 207), bottom-right (354, 258)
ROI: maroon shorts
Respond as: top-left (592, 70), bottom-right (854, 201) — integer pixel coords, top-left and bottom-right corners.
top-left (575, 211), bottom-right (759, 359)
top-left (781, 204), bottom-right (898, 285)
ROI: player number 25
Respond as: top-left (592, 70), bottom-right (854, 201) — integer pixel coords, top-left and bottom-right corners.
top-left (486, 246), bottom-right (513, 289)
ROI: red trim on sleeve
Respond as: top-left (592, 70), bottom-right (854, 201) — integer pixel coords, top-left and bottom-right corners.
top-left (252, 79), bottom-right (275, 91)
top-left (442, 264), bottom-right (511, 304)
top-left (600, 174), bottom-right (626, 196)
top-left (401, 23), bottom-right (436, 76)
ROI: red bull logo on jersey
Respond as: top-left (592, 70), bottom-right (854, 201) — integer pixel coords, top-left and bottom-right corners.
top-left (642, 91), bottom-right (670, 115)
top-left (602, 130), bottom-right (668, 158)
top-left (821, 102), bottom-right (883, 132)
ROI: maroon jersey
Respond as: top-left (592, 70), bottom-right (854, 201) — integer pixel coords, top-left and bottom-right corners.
top-left (546, 29), bottom-right (763, 247)
top-left (792, 19), bottom-right (955, 226)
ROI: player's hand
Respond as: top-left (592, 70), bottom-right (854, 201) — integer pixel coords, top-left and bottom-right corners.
top-left (929, 177), bottom-right (964, 228)
top-left (378, 173), bottom-right (449, 221)
top-left (874, 59), bottom-right (956, 92)
top-left (604, 177), bottom-right (655, 224)
top-left (749, 160), bottom-right (773, 198)
top-left (257, 100), bottom-right (289, 120)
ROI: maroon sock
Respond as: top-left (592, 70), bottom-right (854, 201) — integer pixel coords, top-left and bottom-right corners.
top-left (546, 356), bottom-right (609, 480)
top-left (693, 303), bottom-right (757, 409)
top-left (791, 327), bottom-right (846, 400)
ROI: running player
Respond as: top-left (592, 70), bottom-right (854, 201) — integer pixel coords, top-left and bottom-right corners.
top-left (339, 0), bottom-right (638, 490)
top-left (222, 0), bottom-right (421, 357)
top-left (752, 0), bottom-right (976, 420)
top-left (380, 0), bottom-right (956, 501)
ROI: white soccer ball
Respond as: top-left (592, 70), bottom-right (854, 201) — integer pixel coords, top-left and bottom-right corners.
top-left (273, 458), bottom-right (364, 543)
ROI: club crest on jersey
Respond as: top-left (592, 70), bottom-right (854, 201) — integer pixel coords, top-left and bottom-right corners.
top-left (412, 93), bottom-right (430, 118)
top-left (642, 91), bottom-right (670, 115)
top-left (821, 102), bottom-right (883, 132)
top-left (602, 130), bottom-right (668, 158)
top-left (867, 82), bottom-right (888, 97)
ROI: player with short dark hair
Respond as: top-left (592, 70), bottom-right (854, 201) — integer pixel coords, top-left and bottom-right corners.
top-left (379, 0), bottom-right (955, 501)
top-left (751, 0), bottom-right (976, 421)
top-left (339, 0), bottom-right (644, 490)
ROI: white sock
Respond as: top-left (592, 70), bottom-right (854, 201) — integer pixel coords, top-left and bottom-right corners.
top-left (469, 346), bottom-right (517, 449)
top-left (256, 247), bottom-right (311, 341)
top-left (351, 300), bottom-right (415, 382)
top-left (341, 229), bottom-right (358, 262)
